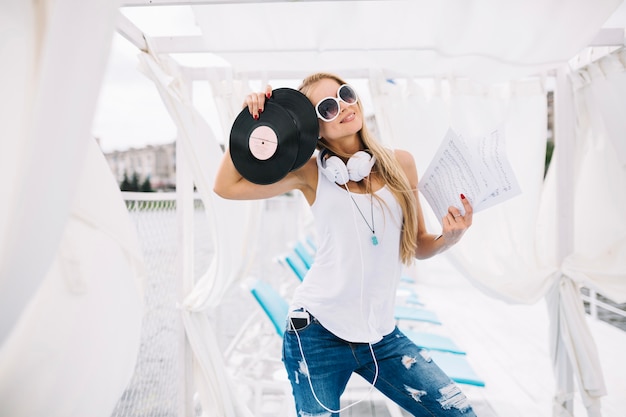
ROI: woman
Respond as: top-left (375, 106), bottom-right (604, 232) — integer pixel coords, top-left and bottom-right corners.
top-left (214, 73), bottom-right (476, 416)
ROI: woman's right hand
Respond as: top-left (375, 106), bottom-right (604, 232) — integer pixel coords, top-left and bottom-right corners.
top-left (243, 85), bottom-right (273, 120)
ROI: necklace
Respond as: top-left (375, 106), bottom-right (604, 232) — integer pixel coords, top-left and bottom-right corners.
top-left (349, 192), bottom-right (378, 246)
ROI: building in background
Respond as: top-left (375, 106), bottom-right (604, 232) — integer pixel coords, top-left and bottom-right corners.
top-left (102, 142), bottom-right (176, 191)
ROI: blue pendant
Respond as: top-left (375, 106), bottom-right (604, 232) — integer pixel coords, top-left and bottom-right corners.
top-left (371, 235), bottom-right (379, 246)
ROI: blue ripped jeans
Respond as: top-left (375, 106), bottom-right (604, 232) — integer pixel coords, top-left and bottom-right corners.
top-left (282, 316), bottom-right (476, 417)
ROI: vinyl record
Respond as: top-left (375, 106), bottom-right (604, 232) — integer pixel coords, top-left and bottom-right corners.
top-left (229, 101), bottom-right (299, 185)
top-left (271, 88), bottom-right (319, 171)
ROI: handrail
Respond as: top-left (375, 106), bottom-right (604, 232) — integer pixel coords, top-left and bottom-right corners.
top-left (581, 289), bottom-right (626, 323)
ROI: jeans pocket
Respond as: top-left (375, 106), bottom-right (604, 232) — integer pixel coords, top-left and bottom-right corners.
top-left (285, 310), bottom-right (315, 333)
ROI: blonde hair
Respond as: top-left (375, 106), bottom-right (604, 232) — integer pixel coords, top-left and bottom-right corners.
top-left (299, 73), bottom-right (418, 265)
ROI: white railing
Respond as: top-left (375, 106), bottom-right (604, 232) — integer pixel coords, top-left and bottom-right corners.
top-left (581, 287), bottom-right (626, 331)
top-left (111, 192), bottom-right (203, 417)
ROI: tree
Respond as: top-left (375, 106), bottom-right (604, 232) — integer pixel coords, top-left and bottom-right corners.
top-left (130, 172), bottom-right (140, 191)
top-left (544, 140), bottom-right (554, 178)
top-left (120, 171), bottom-right (155, 192)
top-left (140, 176), bottom-right (153, 192)
top-left (120, 172), bottom-right (133, 191)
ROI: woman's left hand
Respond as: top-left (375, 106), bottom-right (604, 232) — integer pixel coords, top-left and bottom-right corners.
top-left (440, 194), bottom-right (473, 245)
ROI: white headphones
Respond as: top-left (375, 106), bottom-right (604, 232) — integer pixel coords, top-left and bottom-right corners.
top-left (316, 148), bottom-right (376, 185)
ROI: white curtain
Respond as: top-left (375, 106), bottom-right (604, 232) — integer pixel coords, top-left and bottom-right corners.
top-left (565, 47), bottom-right (626, 303)
top-left (203, 68), bottom-right (252, 145)
top-left (0, 0), bottom-right (144, 416)
top-left (542, 49), bottom-right (626, 414)
top-left (540, 48), bottom-right (626, 414)
top-left (138, 52), bottom-right (258, 417)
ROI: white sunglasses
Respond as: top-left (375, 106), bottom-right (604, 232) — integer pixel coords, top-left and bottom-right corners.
top-left (315, 84), bottom-right (358, 122)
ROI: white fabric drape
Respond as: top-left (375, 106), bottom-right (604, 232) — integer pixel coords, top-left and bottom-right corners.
top-left (547, 276), bottom-right (606, 416)
top-left (0, 140), bottom-right (145, 416)
top-left (138, 52), bottom-right (258, 417)
top-left (202, 69), bottom-right (252, 145)
top-left (541, 49), bottom-right (626, 414)
top-left (0, 0), bottom-right (144, 416)
top-left (565, 47), bottom-right (626, 303)
top-left (536, 48), bottom-right (626, 414)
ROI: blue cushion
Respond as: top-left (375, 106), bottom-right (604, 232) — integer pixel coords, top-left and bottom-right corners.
top-left (429, 351), bottom-right (485, 387)
top-left (285, 253), bottom-right (308, 281)
top-left (294, 241), bottom-right (314, 269)
top-left (250, 280), bottom-right (289, 337)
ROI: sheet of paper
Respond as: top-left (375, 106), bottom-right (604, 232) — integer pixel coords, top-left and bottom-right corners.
top-left (417, 128), bottom-right (521, 224)
top-left (470, 129), bottom-right (521, 211)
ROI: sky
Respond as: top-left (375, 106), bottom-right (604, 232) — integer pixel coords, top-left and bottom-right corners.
top-left (92, 6), bottom-right (203, 153)
top-left (93, 34), bottom-right (176, 153)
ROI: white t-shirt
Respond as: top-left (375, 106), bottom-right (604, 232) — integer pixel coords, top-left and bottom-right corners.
top-left (290, 167), bottom-right (404, 343)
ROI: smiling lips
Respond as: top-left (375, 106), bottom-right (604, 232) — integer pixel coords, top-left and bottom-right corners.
top-left (340, 112), bottom-right (356, 123)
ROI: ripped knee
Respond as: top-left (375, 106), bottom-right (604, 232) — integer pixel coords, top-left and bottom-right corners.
top-left (437, 383), bottom-right (472, 412)
top-left (404, 382), bottom-right (472, 413)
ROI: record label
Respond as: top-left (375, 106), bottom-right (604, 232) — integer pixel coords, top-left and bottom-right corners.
top-left (249, 125), bottom-right (278, 160)
top-left (230, 101), bottom-right (299, 185)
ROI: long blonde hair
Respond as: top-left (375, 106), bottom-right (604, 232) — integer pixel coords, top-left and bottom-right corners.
top-left (299, 73), bottom-right (418, 265)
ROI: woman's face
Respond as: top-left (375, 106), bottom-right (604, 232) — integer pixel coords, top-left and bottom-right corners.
top-left (307, 78), bottom-right (363, 143)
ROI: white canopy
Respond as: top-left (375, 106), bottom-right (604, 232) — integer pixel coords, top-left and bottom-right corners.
top-left (189, 0), bottom-right (617, 82)
top-left (116, 0), bottom-right (624, 81)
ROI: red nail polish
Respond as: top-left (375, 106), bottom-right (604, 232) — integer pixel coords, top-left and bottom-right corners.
top-left (266, 92), bottom-right (271, 99)
top-left (254, 114), bottom-right (259, 120)
top-left (460, 193), bottom-right (466, 200)
top-left (259, 108), bottom-right (263, 113)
